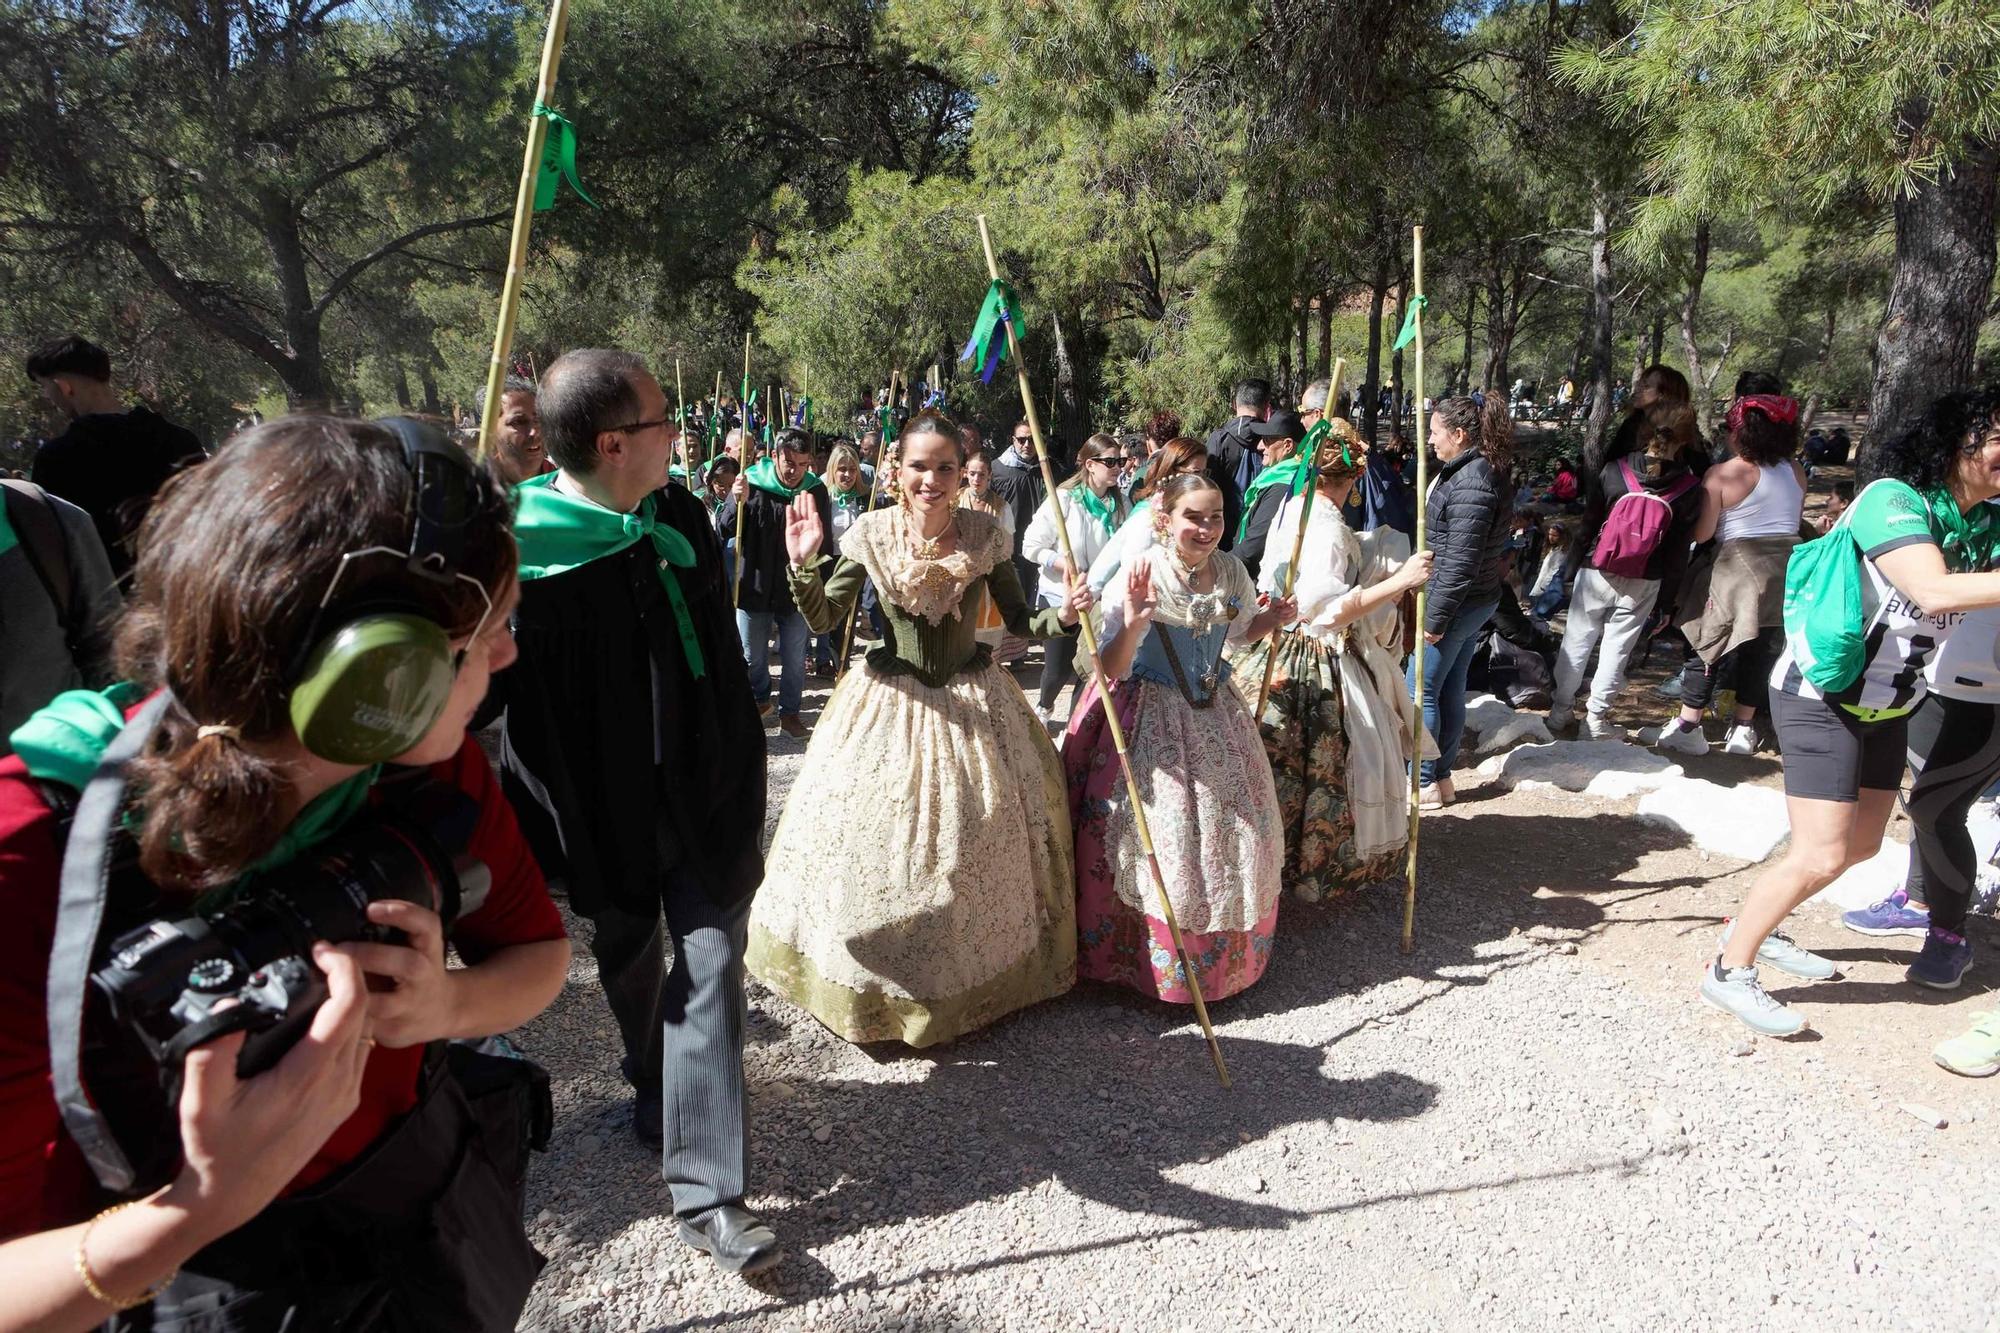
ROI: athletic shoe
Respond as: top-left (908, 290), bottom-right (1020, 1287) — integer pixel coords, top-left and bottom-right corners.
top-left (1934, 1012), bottom-right (2000, 1077)
top-left (1655, 719), bottom-right (1708, 756)
top-left (1906, 927), bottom-right (1974, 990)
top-left (1654, 677), bottom-right (1684, 699)
top-left (1546, 703), bottom-right (1575, 733)
top-left (1723, 724), bottom-right (1760, 756)
top-left (1417, 784), bottom-right (1447, 810)
top-left (1701, 960), bottom-right (1807, 1036)
top-left (1841, 887), bottom-right (1930, 938)
top-left (1721, 920), bottom-right (1837, 980)
top-left (1437, 776), bottom-right (1456, 804)
top-left (1583, 715), bottom-right (1627, 742)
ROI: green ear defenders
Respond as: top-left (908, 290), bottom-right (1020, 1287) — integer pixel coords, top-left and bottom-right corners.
top-left (287, 418), bottom-right (490, 765)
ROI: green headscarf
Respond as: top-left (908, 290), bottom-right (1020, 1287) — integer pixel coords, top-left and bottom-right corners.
top-left (513, 474), bottom-right (706, 678)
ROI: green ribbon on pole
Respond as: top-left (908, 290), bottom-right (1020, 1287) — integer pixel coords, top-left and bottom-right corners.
top-left (532, 102), bottom-right (601, 212)
top-left (1391, 293), bottom-right (1427, 353)
top-left (959, 278), bottom-right (1024, 383)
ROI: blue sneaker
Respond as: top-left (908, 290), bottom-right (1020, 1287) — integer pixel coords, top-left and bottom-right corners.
top-left (1907, 927), bottom-right (1974, 990)
top-left (1841, 887), bottom-right (1929, 938)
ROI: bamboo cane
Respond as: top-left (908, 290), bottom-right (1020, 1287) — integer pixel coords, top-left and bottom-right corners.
top-left (732, 332), bottom-right (752, 609)
top-left (1250, 357), bottom-right (1349, 721)
top-left (977, 215), bottom-right (1230, 1088)
top-left (476, 0), bottom-right (573, 461)
top-left (708, 371), bottom-right (723, 474)
top-left (834, 364), bottom-right (898, 677)
top-left (1403, 225), bottom-right (1427, 956)
top-left (674, 357), bottom-right (685, 483)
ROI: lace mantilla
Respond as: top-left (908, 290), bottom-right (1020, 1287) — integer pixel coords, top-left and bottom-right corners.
top-left (840, 505), bottom-right (1012, 626)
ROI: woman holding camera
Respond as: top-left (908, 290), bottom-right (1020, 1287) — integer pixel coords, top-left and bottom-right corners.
top-left (0, 416), bottom-right (569, 1330)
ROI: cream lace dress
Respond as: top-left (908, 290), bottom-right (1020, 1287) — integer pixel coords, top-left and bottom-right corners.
top-left (747, 506), bottom-right (1078, 1046)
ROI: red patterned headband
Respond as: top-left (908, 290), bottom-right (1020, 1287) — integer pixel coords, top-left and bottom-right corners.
top-left (1727, 394), bottom-right (1799, 432)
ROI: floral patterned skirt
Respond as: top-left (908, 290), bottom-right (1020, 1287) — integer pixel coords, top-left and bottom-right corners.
top-left (1229, 629), bottom-right (1407, 906)
top-left (1063, 675), bottom-right (1282, 1004)
top-left (749, 660), bottom-right (1076, 1047)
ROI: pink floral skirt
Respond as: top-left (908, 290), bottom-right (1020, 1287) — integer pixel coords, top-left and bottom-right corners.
top-left (1063, 675), bottom-right (1282, 1004)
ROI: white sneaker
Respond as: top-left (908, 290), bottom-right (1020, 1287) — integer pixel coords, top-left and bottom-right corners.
top-left (1583, 715), bottom-right (1627, 742)
top-left (1654, 720), bottom-right (1708, 756)
top-left (1723, 724), bottom-right (1759, 756)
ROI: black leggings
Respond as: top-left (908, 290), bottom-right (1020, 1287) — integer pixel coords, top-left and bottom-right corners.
top-left (1905, 692), bottom-right (2000, 934)
top-left (1680, 625), bottom-right (1784, 714)
top-left (1039, 630), bottom-right (1081, 710)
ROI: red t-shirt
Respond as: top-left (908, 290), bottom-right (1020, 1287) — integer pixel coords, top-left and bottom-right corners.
top-left (0, 733), bottom-right (566, 1239)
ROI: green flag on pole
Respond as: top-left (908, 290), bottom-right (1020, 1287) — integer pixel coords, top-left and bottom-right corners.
top-left (532, 103), bottom-right (600, 211)
top-left (1391, 294), bottom-right (1427, 353)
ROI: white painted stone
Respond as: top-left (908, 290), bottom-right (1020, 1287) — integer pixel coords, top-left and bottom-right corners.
top-left (1476, 739), bottom-right (1684, 799)
top-left (1462, 693), bottom-right (1555, 756)
top-left (1636, 778), bottom-right (1788, 862)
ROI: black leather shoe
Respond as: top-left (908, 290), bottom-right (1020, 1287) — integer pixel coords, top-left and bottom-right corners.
top-left (632, 1089), bottom-right (663, 1148)
top-left (679, 1206), bottom-right (782, 1275)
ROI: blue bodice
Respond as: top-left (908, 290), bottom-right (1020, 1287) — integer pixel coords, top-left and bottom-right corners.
top-left (1130, 620), bottom-right (1233, 704)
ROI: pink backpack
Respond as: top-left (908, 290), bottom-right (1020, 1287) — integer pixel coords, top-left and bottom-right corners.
top-left (1589, 458), bottom-right (1696, 578)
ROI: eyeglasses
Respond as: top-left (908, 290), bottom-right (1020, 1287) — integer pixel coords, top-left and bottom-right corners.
top-left (1086, 456), bottom-right (1120, 470)
top-left (1012, 435), bottom-right (1032, 445)
top-left (318, 546), bottom-right (497, 670)
top-left (609, 416), bottom-right (674, 435)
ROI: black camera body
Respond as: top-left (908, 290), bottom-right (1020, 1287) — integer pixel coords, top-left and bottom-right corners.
top-left (91, 789), bottom-right (489, 1078)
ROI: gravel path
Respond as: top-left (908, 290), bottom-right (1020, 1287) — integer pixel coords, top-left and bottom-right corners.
top-left (511, 670), bottom-right (1999, 1333)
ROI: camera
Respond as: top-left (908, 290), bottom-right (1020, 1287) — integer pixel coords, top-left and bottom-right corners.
top-left (92, 785), bottom-right (489, 1078)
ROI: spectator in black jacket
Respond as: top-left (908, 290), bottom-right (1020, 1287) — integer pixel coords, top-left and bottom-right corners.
top-left (1205, 378), bottom-right (1272, 548)
top-left (988, 419), bottom-right (1051, 659)
top-left (25, 335), bottom-right (204, 581)
top-left (1409, 394), bottom-right (1515, 807)
top-left (1233, 408), bottom-right (1308, 578)
top-left (717, 427), bottom-right (833, 738)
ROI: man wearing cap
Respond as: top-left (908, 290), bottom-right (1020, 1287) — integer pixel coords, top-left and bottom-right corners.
top-left (1233, 408), bottom-right (1310, 580)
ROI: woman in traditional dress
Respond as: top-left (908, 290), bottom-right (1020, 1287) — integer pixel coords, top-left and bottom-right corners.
top-left (748, 410), bottom-right (1092, 1045)
top-left (1066, 473), bottom-right (1297, 1003)
top-left (1228, 422), bottom-right (1436, 905)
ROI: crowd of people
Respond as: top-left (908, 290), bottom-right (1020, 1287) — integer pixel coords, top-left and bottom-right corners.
top-left (0, 330), bottom-right (1993, 1331)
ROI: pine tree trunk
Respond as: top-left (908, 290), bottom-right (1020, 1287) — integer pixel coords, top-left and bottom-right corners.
top-left (1679, 219), bottom-right (1719, 440)
top-left (1582, 188), bottom-right (1617, 456)
top-left (1648, 309), bottom-right (1664, 366)
top-left (391, 360), bottom-right (413, 410)
top-left (1390, 264), bottom-right (1409, 430)
top-left (1295, 297), bottom-right (1311, 401)
top-left (1362, 245), bottom-right (1389, 443)
top-left (1315, 291), bottom-right (1333, 381)
top-left (1460, 284), bottom-right (1478, 393)
top-left (1868, 138), bottom-right (1999, 458)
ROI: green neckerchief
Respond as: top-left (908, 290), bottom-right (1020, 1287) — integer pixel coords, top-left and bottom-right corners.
top-left (12, 683), bottom-right (379, 905)
top-left (0, 490), bottom-right (18, 561)
top-left (1921, 484), bottom-right (2000, 571)
top-left (1071, 484), bottom-right (1118, 537)
top-left (1238, 457), bottom-right (1310, 541)
top-left (744, 456), bottom-right (820, 501)
top-left (831, 487), bottom-right (867, 511)
top-left (512, 474), bottom-right (706, 679)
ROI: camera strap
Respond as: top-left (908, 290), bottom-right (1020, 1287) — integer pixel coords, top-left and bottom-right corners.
top-left (48, 690), bottom-right (172, 1193)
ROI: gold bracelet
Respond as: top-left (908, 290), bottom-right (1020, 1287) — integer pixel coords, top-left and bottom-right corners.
top-left (74, 1199), bottom-right (176, 1312)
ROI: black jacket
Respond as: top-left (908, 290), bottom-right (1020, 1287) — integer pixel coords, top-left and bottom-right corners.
top-left (1424, 450), bottom-right (1512, 634)
top-left (496, 483), bottom-right (766, 915)
top-left (1233, 481), bottom-right (1289, 579)
top-left (1204, 416), bottom-right (1263, 550)
top-left (716, 477), bottom-right (833, 615)
top-left (988, 449), bottom-right (1049, 560)
top-left (30, 407), bottom-right (204, 581)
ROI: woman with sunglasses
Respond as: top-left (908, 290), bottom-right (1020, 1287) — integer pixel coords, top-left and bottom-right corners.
top-left (0, 417), bottom-right (568, 1329)
top-left (1022, 434), bottom-right (1131, 724)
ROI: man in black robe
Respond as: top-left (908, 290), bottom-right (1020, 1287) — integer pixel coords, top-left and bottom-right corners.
top-left (496, 348), bottom-right (778, 1274)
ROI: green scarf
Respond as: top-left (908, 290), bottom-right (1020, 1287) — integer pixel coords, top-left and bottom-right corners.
top-left (11, 684), bottom-right (380, 896)
top-left (513, 474), bottom-right (706, 678)
top-left (1921, 483), bottom-right (2000, 571)
top-left (744, 456), bottom-right (820, 501)
top-left (1071, 484), bottom-right (1118, 537)
top-left (1238, 456), bottom-right (1310, 541)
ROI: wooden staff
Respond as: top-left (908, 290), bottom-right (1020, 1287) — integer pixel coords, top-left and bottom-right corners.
top-left (475, 0), bottom-right (574, 461)
top-left (674, 357), bottom-right (685, 481)
top-left (732, 332), bottom-right (752, 608)
top-left (1403, 224), bottom-right (1427, 956)
top-left (834, 366), bottom-right (899, 676)
top-left (707, 370), bottom-right (723, 473)
top-left (1251, 357), bottom-right (1349, 721)
top-left (977, 215), bottom-right (1230, 1088)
